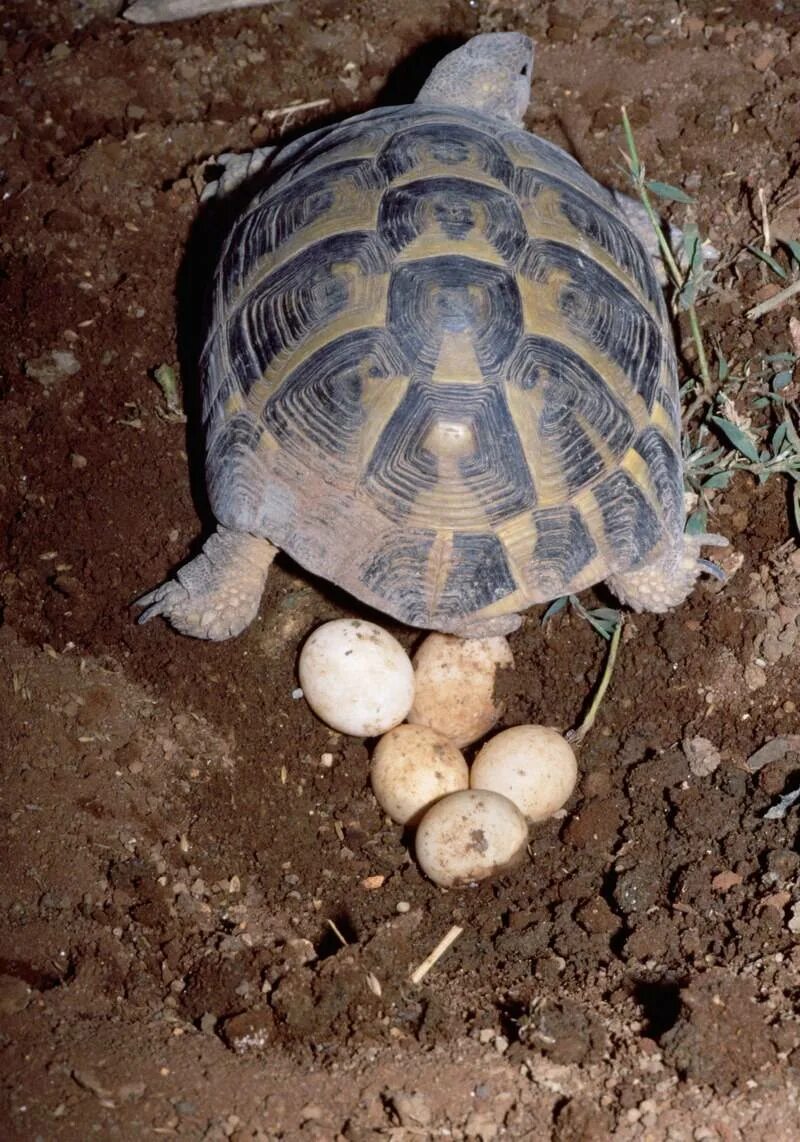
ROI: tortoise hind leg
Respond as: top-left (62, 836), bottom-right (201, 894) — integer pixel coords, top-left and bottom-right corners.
top-left (607, 531), bottom-right (728, 613)
top-left (136, 526), bottom-right (278, 640)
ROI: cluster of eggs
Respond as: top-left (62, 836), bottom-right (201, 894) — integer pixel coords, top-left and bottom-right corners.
top-left (298, 619), bottom-right (577, 887)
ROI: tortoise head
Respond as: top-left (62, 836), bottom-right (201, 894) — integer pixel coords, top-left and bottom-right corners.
top-left (415, 33), bottom-right (534, 127)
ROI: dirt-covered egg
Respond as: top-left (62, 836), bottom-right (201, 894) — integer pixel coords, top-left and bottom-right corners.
top-left (407, 634), bottom-right (513, 748)
top-left (470, 725), bottom-right (577, 822)
top-left (298, 619), bottom-right (414, 737)
top-left (415, 789), bottom-right (528, 887)
top-left (371, 723), bottom-right (469, 826)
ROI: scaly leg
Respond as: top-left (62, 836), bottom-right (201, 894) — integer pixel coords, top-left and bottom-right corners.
top-left (136, 526), bottom-right (278, 640)
top-left (607, 531), bottom-right (728, 613)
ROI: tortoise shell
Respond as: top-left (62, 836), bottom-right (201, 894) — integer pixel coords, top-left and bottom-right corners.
top-left (202, 105), bottom-right (683, 633)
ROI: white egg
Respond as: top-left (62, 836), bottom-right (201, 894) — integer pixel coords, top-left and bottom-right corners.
top-left (371, 724), bottom-right (469, 826)
top-left (470, 725), bottom-right (577, 822)
top-left (407, 633), bottom-right (514, 748)
top-left (415, 789), bottom-right (528, 887)
top-left (298, 619), bottom-right (414, 737)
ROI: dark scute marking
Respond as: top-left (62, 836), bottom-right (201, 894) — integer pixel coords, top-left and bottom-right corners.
top-left (659, 339), bottom-right (681, 426)
top-left (378, 177), bottom-right (527, 264)
top-left (635, 427), bottom-right (683, 532)
top-left (440, 532), bottom-right (518, 618)
top-left (271, 107), bottom-right (524, 187)
top-left (387, 256), bottom-right (522, 379)
top-left (519, 240), bottom-right (662, 409)
top-left (594, 470), bottom-right (662, 567)
top-left (202, 326), bottom-right (238, 426)
top-left (205, 410), bottom-right (265, 523)
top-left (514, 168), bottom-right (661, 308)
top-left (507, 335), bottom-right (635, 485)
top-left (360, 528), bottom-right (437, 626)
top-left (220, 159), bottom-right (384, 306)
top-left (530, 505), bottom-right (597, 592)
top-left (268, 113), bottom-right (404, 183)
top-left (224, 231), bottom-right (391, 398)
top-left (501, 126), bottom-right (614, 203)
top-left (364, 382), bottom-right (535, 525)
top-left (376, 122), bottom-right (515, 187)
top-left (262, 328), bottom-right (408, 474)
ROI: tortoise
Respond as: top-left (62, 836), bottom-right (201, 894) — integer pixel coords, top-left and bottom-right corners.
top-left (137, 32), bottom-right (725, 641)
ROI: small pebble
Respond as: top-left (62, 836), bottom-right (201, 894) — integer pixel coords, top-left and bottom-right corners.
top-left (752, 47), bottom-right (776, 71)
top-left (683, 735), bottom-right (721, 777)
top-left (396, 900), bottom-right (410, 913)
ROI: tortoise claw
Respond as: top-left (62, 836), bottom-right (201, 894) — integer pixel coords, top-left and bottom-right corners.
top-left (134, 527), bottom-right (278, 640)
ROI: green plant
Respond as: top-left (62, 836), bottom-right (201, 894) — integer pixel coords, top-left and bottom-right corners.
top-left (683, 352), bottom-right (800, 534)
top-left (542, 594), bottom-right (620, 641)
top-left (621, 107), bottom-right (715, 393)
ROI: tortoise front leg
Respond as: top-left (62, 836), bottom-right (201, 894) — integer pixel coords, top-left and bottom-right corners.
top-left (136, 526), bottom-right (278, 640)
top-left (608, 190), bottom-right (718, 284)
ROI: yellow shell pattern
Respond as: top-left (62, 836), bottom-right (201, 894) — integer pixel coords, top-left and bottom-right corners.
top-left (203, 106), bottom-right (683, 632)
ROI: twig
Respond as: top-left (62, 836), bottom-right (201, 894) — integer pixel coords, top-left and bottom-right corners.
top-left (409, 925), bottom-right (463, 985)
top-left (758, 186), bottom-right (772, 258)
top-left (326, 919), bottom-right (349, 947)
top-left (567, 616), bottom-right (623, 746)
top-left (746, 278), bottom-right (800, 320)
top-left (124, 0), bottom-right (280, 23)
top-left (263, 98), bottom-right (330, 122)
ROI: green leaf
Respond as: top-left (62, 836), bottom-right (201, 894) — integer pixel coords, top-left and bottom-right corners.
top-left (780, 238), bottom-right (800, 265)
top-left (683, 222), bottom-right (702, 271)
top-left (784, 414), bottom-right (800, 454)
top-left (586, 616), bottom-right (613, 641)
top-left (717, 352), bottom-right (730, 383)
top-left (703, 471), bottom-right (733, 489)
top-left (589, 607), bottom-right (621, 624)
top-left (751, 396), bottom-right (771, 409)
top-left (541, 596), bottom-right (568, 625)
top-left (774, 370), bottom-right (794, 391)
top-left (711, 415), bottom-right (761, 463)
top-left (772, 423), bottom-right (788, 453)
top-left (747, 244), bottom-right (788, 280)
top-left (645, 179), bottom-right (694, 204)
top-left (620, 107), bottom-right (641, 180)
top-left (686, 509), bottom-right (708, 534)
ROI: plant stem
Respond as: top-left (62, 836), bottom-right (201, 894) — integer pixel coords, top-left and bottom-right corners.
top-left (620, 107), bottom-right (712, 395)
top-left (567, 616), bottom-right (624, 746)
top-left (688, 305), bottom-right (712, 392)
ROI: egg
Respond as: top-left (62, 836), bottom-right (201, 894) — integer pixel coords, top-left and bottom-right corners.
top-left (298, 619), bottom-right (415, 736)
top-left (371, 724), bottom-right (469, 826)
top-left (407, 633), bottom-right (513, 748)
top-left (415, 789), bottom-right (528, 887)
top-left (470, 725), bottom-right (577, 822)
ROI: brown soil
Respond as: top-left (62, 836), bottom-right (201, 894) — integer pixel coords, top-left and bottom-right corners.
top-left (2, 0), bottom-right (800, 1137)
